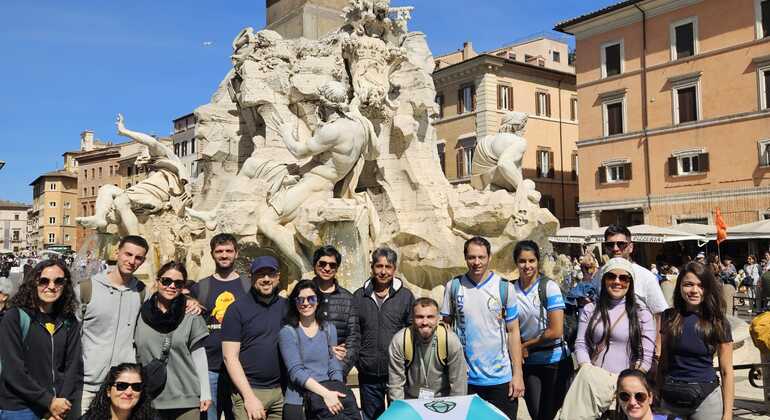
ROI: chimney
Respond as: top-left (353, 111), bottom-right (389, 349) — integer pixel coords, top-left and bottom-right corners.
top-left (80, 130), bottom-right (94, 151)
top-left (462, 41), bottom-right (477, 60)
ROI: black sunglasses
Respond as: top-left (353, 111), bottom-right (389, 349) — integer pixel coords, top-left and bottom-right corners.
top-left (38, 277), bottom-right (67, 288)
top-left (159, 277), bottom-right (186, 289)
top-left (114, 381), bottom-right (144, 392)
top-left (604, 241), bottom-right (630, 250)
top-left (618, 391), bottom-right (648, 404)
top-left (603, 272), bottom-right (632, 284)
top-left (294, 295), bottom-right (318, 306)
top-left (316, 261), bottom-right (338, 270)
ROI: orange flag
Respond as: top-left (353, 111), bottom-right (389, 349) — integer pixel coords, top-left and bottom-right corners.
top-left (715, 208), bottom-right (728, 244)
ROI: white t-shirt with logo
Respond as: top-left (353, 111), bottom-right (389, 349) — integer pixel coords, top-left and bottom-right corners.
top-left (515, 277), bottom-right (568, 365)
top-left (440, 272), bottom-right (518, 386)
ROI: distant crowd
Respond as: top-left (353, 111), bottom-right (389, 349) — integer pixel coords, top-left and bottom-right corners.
top-left (0, 225), bottom-right (736, 420)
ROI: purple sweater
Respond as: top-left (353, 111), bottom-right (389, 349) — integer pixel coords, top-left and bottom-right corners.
top-left (575, 298), bottom-right (655, 374)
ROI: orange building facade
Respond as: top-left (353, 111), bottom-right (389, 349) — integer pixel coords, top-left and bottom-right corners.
top-left (556, 0), bottom-right (770, 228)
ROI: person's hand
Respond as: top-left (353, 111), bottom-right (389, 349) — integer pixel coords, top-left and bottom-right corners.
top-left (244, 395), bottom-right (266, 420)
top-left (116, 113), bottom-right (127, 134)
top-left (49, 398), bottom-right (71, 419)
top-left (332, 344), bottom-right (347, 360)
top-left (509, 374), bottom-right (525, 399)
top-left (521, 347), bottom-right (529, 359)
top-left (200, 400), bottom-right (212, 412)
top-left (322, 390), bottom-right (346, 415)
top-left (185, 297), bottom-right (204, 315)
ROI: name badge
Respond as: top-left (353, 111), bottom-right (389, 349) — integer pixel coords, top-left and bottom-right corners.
top-left (418, 388), bottom-right (435, 400)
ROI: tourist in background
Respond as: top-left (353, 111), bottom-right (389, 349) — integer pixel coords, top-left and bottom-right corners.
top-left (578, 253), bottom-right (598, 284)
top-left (134, 261), bottom-right (210, 420)
top-left (658, 262), bottom-right (734, 419)
top-left (309, 246), bottom-right (360, 378)
top-left (353, 247), bottom-right (414, 420)
top-left (613, 369), bottom-right (680, 420)
top-left (558, 257), bottom-right (655, 420)
top-left (441, 236), bottom-right (524, 419)
top-left (80, 363), bottom-right (157, 420)
top-left (0, 276), bottom-right (13, 322)
top-left (222, 256), bottom-right (288, 420)
top-left (279, 279), bottom-right (359, 420)
top-left (513, 241), bottom-right (571, 420)
top-left (387, 297), bottom-right (467, 401)
top-left (743, 255), bottom-right (760, 303)
top-left (0, 259), bottom-right (82, 420)
top-left (187, 233), bottom-right (251, 420)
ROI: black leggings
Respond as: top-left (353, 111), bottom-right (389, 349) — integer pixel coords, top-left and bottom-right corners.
top-left (468, 382), bottom-right (519, 419)
top-left (522, 357), bottom-right (573, 420)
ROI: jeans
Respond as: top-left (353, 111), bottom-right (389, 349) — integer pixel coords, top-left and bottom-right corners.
top-left (0, 409), bottom-right (38, 420)
top-left (359, 374), bottom-right (388, 420)
top-left (204, 370), bottom-right (234, 420)
top-left (468, 382), bottom-right (519, 419)
top-left (522, 357), bottom-right (573, 420)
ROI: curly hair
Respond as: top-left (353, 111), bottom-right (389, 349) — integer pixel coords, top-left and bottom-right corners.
top-left (83, 363), bottom-right (156, 420)
top-left (9, 259), bottom-right (78, 316)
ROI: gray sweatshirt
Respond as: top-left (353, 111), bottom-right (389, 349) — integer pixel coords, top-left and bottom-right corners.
top-left (387, 326), bottom-right (467, 400)
top-left (77, 270), bottom-right (144, 391)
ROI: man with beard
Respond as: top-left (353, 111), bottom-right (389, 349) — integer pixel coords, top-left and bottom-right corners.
top-left (188, 234), bottom-right (252, 420)
top-left (387, 297), bottom-right (467, 400)
top-left (310, 245), bottom-right (360, 377)
top-left (222, 256), bottom-right (288, 420)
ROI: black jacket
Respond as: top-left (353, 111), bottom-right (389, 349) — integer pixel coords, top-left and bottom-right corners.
top-left (353, 277), bottom-right (414, 377)
top-left (312, 277), bottom-right (361, 375)
top-left (0, 308), bottom-right (82, 417)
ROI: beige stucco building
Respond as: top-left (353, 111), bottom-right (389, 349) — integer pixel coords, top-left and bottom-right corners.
top-left (433, 39), bottom-right (580, 226)
top-left (28, 171), bottom-right (79, 252)
top-left (0, 200), bottom-right (31, 253)
top-left (556, 0), bottom-right (770, 228)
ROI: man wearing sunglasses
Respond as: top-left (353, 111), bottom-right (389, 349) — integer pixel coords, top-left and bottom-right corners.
top-left (77, 235), bottom-right (150, 415)
top-left (310, 245), bottom-right (361, 378)
top-left (222, 255), bottom-right (288, 420)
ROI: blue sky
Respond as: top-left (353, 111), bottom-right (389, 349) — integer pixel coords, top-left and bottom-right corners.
top-left (0, 0), bottom-right (611, 203)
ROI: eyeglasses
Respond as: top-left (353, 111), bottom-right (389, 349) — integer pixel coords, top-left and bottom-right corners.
top-left (113, 381), bottom-right (144, 392)
top-left (294, 295), bottom-right (318, 306)
top-left (159, 277), bottom-right (186, 289)
top-left (603, 272), bottom-right (632, 284)
top-left (37, 277), bottom-right (66, 288)
top-left (316, 261), bottom-right (338, 270)
top-left (618, 391), bottom-right (648, 404)
top-left (604, 241), bottom-right (630, 250)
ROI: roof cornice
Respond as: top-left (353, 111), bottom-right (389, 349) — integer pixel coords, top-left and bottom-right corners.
top-left (433, 54), bottom-right (576, 85)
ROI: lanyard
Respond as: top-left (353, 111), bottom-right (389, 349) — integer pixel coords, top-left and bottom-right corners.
top-left (418, 335), bottom-right (437, 386)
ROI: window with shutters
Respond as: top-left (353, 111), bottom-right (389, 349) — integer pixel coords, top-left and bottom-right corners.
top-left (536, 149), bottom-right (554, 178)
top-left (536, 91), bottom-right (551, 117)
top-left (498, 85), bottom-right (513, 111)
top-left (670, 17), bottom-right (698, 60)
top-left (598, 160), bottom-right (631, 184)
top-left (755, 0), bottom-right (770, 39)
top-left (63, 215), bottom-right (70, 225)
top-left (570, 97), bottom-right (578, 121)
top-left (49, 183), bottom-right (57, 191)
top-left (49, 201), bottom-right (56, 208)
top-left (759, 139), bottom-right (770, 167)
top-left (48, 233), bottom-right (55, 244)
top-left (174, 143), bottom-right (180, 156)
top-left (571, 152), bottom-right (579, 181)
top-left (607, 164), bottom-right (627, 183)
top-left (437, 143), bottom-right (446, 174)
top-left (455, 137), bottom-right (476, 179)
top-left (552, 51), bottom-right (561, 63)
top-left (91, 187), bottom-right (95, 196)
top-left (191, 139), bottom-right (196, 154)
top-left (49, 217), bottom-right (56, 225)
top-left (64, 234), bottom-right (71, 242)
top-left (668, 151), bottom-right (709, 176)
top-left (458, 85), bottom-right (476, 114)
top-left (601, 40), bottom-right (623, 78)
top-left (759, 65), bottom-right (770, 110)
top-left (541, 195), bottom-right (556, 214)
top-left (435, 94), bottom-right (444, 118)
top-left (671, 76), bottom-right (700, 124)
top-left (602, 97), bottom-right (625, 136)
top-left (181, 141), bottom-right (188, 157)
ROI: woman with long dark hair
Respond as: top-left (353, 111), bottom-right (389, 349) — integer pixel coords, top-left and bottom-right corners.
top-left (513, 240), bottom-right (571, 420)
top-left (133, 261), bottom-right (210, 420)
top-left (0, 259), bottom-right (82, 420)
top-left (81, 363), bottom-right (156, 420)
top-left (558, 257), bottom-right (655, 419)
top-left (658, 262), bottom-right (734, 419)
top-left (612, 369), bottom-right (680, 420)
top-left (278, 279), bottom-right (358, 420)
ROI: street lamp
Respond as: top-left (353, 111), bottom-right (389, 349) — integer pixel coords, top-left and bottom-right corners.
top-left (0, 160), bottom-right (5, 171)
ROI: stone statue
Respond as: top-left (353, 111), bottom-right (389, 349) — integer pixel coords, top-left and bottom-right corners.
top-left (77, 114), bottom-right (189, 235)
top-left (471, 111), bottom-right (540, 204)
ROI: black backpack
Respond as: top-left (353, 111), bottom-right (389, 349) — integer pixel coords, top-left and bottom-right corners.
top-left (534, 278), bottom-right (578, 352)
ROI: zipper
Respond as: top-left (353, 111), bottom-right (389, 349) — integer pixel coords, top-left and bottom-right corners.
top-left (108, 288), bottom-right (124, 368)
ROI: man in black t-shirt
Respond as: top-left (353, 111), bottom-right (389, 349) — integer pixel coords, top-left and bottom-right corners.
top-left (189, 233), bottom-right (251, 420)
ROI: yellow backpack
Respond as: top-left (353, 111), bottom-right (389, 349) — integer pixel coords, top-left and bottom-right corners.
top-left (403, 323), bottom-right (449, 369)
top-left (750, 311), bottom-right (770, 352)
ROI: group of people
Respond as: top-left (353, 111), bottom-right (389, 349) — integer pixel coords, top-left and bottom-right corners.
top-left (0, 224), bottom-right (736, 420)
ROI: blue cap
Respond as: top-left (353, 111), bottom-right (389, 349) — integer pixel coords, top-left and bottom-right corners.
top-left (250, 256), bottom-right (279, 273)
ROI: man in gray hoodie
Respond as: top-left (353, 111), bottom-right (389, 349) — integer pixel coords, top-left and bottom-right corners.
top-left (77, 235), bottom-right (149, 414)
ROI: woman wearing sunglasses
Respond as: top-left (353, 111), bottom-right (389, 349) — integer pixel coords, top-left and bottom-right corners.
top-left (613, 369), bottom-right (681, 420)
top-left (279, 280), bottom-right (359, 420)
top-left (133, 261), bottom-right (210, 420)
top-left (559, 257), bottom-right (655, 419)
top-left (81, 363), bottom-right (156, 420)
top-left (0, 259), bottom-right (81, 420)
top-left (657, 262), bottom-right (734, 420)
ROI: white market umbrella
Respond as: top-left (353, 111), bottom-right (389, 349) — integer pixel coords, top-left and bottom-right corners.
top-left (549, 227), bottom-right (600, 244)
top-left (671, 223), bottom-right (717, 239)
top-left (728, 219), bottom-right (770, 239)
top-left (589, 224), bottom-right (705, 243)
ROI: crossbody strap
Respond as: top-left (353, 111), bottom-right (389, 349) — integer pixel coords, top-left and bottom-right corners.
top-left (591, 310), bottom-right (627, 364)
